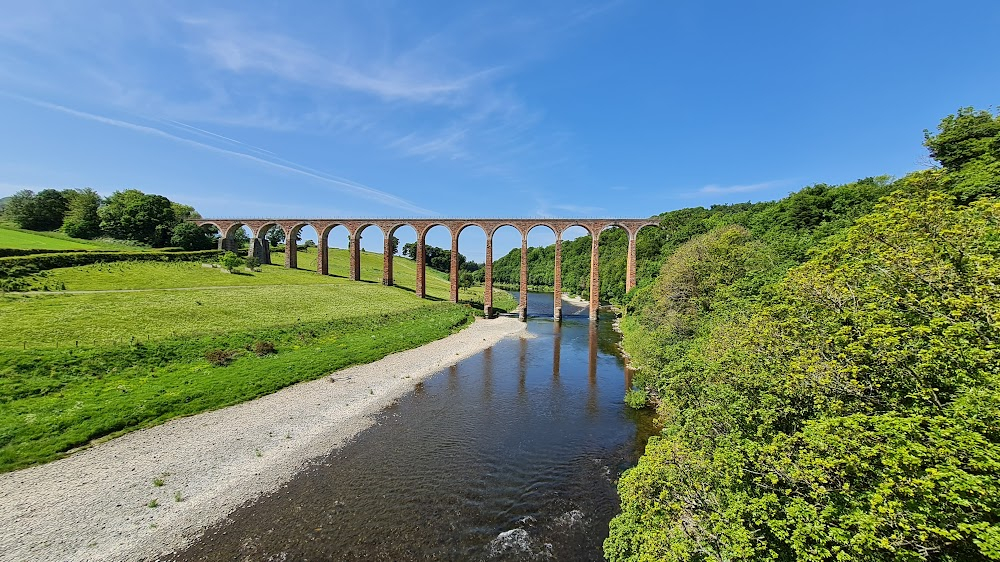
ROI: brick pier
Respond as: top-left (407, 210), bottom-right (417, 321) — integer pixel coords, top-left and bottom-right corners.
top-left (196, 218), bottom-right (659, 321)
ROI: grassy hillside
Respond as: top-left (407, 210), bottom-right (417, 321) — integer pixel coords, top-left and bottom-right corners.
top-left (0, 225), bottom-right (142, 251)
top-left (19, 246), bottom-right (516, 311)
top-left (0, 244), bottom-right (514, 472)
top-left (0, 226), bottom-right (103, 250)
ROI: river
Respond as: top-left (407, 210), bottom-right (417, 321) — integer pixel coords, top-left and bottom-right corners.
top-left (162, 292), bottom-right (656, 561)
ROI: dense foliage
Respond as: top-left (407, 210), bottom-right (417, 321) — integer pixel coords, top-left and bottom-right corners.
top-left (1, 187), bottom-right (213, 249)
top-left (606, 109), bottom-right (1000, 561)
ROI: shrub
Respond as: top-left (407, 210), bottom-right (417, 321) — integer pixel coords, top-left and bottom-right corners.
top-left (624, 387), bottom-right (649, 409)
top-left (251, 340), bottom-right (276, 356)
top-left (244, 256), bottom-right (261, 271)
top-left (205, 349), bottom-right (237, 367)
top-left (218, 252), bottom-right (244, 272)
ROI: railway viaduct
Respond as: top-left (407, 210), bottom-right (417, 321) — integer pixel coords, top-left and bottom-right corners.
top-left (193, 218), bottom-right (660, 321)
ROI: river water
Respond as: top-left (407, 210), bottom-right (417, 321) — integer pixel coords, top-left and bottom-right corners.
top-left (164, 292), bottom-right (655, 561)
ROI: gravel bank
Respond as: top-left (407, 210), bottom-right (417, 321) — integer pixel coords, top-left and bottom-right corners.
top-left (0, 317), bottom-right (525, 562)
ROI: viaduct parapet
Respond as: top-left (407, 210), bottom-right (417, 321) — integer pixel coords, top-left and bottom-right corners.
top-left (193, 218), bottom-right (660, 321)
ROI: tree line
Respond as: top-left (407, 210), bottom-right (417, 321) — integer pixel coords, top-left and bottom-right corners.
top-left (604, 107), bottom-right (1000, 560)
top-left (1, 188), bottom-right (216, 250)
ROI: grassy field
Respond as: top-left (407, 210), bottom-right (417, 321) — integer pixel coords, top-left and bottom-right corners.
top-left (0, 247), bottom-right (515, 472)
top-left (0, 225), bottom-right (136, 251)
top-left (0, 304), bottom-right (470, 472)
top-left (19, 246), bottom-right (517, 312)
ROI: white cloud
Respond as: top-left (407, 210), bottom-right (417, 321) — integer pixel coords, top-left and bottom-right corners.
top-left (2, 93), bottom-right (433, 215)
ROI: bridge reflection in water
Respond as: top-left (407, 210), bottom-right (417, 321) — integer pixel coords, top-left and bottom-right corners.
top-left (165, 300), bottom-right (656, 562)
top-left (194, 217), bottom-right (659, 320)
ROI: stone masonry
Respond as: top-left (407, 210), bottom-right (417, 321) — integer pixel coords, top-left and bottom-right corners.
top-left (197, 218), bottom-right (660, 321)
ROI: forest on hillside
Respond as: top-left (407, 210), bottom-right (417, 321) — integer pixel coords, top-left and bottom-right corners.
top-left (600, 109), bottom-right (1000, 561)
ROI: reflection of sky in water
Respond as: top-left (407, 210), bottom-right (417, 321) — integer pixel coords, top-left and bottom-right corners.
top-left (508, 290), bottom-right (591, 318)
top-left (168, 293), bottom-right (655, 562)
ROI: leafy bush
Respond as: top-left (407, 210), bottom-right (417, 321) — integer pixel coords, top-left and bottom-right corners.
top-left (205, 349), bottom-right (238, 367)
top-left (218, 252), bottom-right (244, 272)
top-left (244, 256), bottom-right (261, 272)
top-left (623, 387), bottom-right (648, 409)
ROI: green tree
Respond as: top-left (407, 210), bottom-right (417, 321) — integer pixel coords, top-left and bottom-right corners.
top-left (99, 189), bottom-right (177, 246)
top-left (170, 221), bottom-right (216, 250)
top-left (924, 107), bottom-right (1000, 202)
top-left (3, 189), bottom-right (68, 230)
top-left (265, 226), bottom-right (285, 248)
top-left (61, 188), bottom-right (102, 239)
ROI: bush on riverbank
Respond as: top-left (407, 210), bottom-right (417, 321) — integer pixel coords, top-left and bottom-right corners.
top-left (606, 109), bottom-right (1000, 561)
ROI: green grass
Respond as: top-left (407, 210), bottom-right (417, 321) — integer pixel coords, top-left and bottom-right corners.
top-left (0, 303), bottom-right (471, 472)
top-left (0, 226), bottom-right (137, 251)
top-left (0, 250), bottom-right (514, 472)
top-left (19, 246), bottom-right (517, 312)
top-left (0, 280), bottom-right (446, 348)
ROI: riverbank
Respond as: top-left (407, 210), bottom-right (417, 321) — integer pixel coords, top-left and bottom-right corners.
top-left (0, 317), bottom-right (525, 562)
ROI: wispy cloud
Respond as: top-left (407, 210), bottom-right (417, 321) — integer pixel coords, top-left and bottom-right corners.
top-left (1, 92), bottom-right (433, 215)
top-left (698, 179), bottom-right (792, 195)
top-left (179, 15), bottom-right (500, 106)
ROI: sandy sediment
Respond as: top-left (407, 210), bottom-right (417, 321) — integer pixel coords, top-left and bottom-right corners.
top-left (0, 317), bottom-right (525, 562)
top-left (560, 292), bottom-right (589, 307)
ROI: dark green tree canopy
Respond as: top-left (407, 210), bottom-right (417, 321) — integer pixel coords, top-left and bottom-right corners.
top-left (98, 189), bottom-right (177, 246)
top-left (3, 189), bottom-right (68, 231)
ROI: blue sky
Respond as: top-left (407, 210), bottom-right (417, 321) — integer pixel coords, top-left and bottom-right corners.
top-left (2, 1), bottom-right (999, 259)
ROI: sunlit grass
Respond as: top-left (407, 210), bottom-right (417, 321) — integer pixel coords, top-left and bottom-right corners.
top-left (0, 304), bottom-right (471, 472)
top-left (0, 226), bottom-right (106, 250)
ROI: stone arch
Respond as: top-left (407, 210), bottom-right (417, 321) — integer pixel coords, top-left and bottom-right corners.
top-left (281, 222), bottom-right (310, 269)
top-left (349, 223), bottom-right (386, 283)
top-left (489, 222), bottom-right (525, 238)
top-left (523, 223), bottom-right (560, 320)
top-left (625, 222), bottom-right (663, 293)
top-left (384, 223), bottom-right (418, 290)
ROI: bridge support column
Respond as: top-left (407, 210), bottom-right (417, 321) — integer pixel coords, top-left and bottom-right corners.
top-left (220, 236), bottom-right (237, 253)
top-left (416, 236), bottom-right (427, 298)
top-left (626, 232), bottom-right (638, 294)
top-left (484, 234), bottom-right (494, 317)
top-left (553, 234), bottom-right (562, 322)
top-left (317, 233), bottom-right (329, 276)
top-left (518, 233), bottom-right (528, 322)
top-left (284, 229), bottom-right (297, 269)
top-left (449, 232), bottom-right (459, 303)
top-left (589, 232), bottom-right (600, 321)
top-left (250, 237), bottom-right (271, 265)
top-left (349, 234), bottom-right (361, 281)
top-left (383, 236), bottom-right (394, 286)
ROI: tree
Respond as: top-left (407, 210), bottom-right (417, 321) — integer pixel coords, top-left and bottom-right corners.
top-left (265, 226), bottom-right (285, 248)
top-left (171, 202), bottom-right (200, 221)
top-left (61, 188), bottom-right (102, 239)
top-left (99, 189), bottom-right (177, 246)
top-left (390, 235), bottom-right (399, 255)
top-left (232, 227), bottom-right (251, 249)
top-left (170, 221), bottom-right (216, 250)
top-left (924, 107), bottom-right (1000, 203)
top-left (3, 189), bottom-right (68, 230)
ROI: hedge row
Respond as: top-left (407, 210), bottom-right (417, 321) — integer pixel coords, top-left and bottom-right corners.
top-left (0, 248), bottom-right (97, 258)
top-left (0, 250), bottom-right (223, 278)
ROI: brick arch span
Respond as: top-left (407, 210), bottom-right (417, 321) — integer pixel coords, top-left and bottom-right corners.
top-left (193, 217), bottom-right (661, 321)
